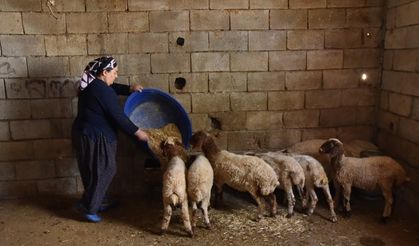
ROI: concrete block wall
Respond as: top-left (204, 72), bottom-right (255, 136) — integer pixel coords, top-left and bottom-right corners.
top-left (0, 0), bottom-right (385, 198)
top-left (378, 0), bottom-right (419, 210)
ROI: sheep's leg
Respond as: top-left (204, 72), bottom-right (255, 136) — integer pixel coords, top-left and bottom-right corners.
top-left (302, 186), bottom-right (310, 209)
top-left (342, 184), bottom-right (352, 218)
top-left (286, 188), bottom-right (296, 218)
top-left (181, 200), bottom-right (193, 237)
top-left (322, 185), bottom-right (337, 223)
top-left (307, 189), bottom-right (318, 216)
top-left (268, 192), bottom-right (277, 217)
top-left (249, 192), bottom-right (265, 221)
top-left (191, 202), bottom-right (198, 230)
top-left (201, 197), bottom-right (212, 229)
top-left (214, 184), bottom-right (224, 208)
top-left (333, 180), bottom-right (342, 211)
top-left (160, 203), bottom-right (172, 235)
top-left (380, 184), bottom-right (394, 223)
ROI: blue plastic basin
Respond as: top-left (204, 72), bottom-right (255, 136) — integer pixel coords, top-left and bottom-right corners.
top-left (124, 88), bottom-right (192, 150)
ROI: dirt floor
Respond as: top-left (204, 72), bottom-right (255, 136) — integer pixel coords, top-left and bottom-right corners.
top-left (1, 190), bottom-right (418, 246)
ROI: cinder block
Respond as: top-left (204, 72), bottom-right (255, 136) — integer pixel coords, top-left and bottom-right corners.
top-left (290, 0), bottom-right (326, 9)
top-left (130, 74), bottom-right (169, 92)
top-left (169, 0), bottom-right (209, 9)
top-left (5, 79), bottom-right (46, 99)
top-left (31, 99), bottom-right (73, 119)
top-left (306, 90), bottom-right (342, 109)
top-left (67, 13), bottom-right (107, 34)
top-left (384, 27), bottom-right (408, 49)
top-left (249, 31), bottom-right (286, 51)
top-left (342, 88), bottom-right (376, 106)
top-left (393, 50), bottom-right (418, 72)
top-left (151, 53), bottom-right (190, 73)
top-left (10, 120), bottom-right (52, 140)
top-left (37, 177), bottom-right (77, 195)
top-left (192, 52), bottom-right (229, 72)
top-left (231, 52), bottom-right (268, 71)
top-left (209, 31), bottom-right (248, 51)
top-left (248, 72), bottom-right (285, 91)
top-left (396, 1), bottom-right (419, 27)
top-left (231, 92), bottom-right (267, 111)
top-left (337, 126), bottom-right (374, 142)
top-left (41, 0), bottom-right (85, 12)
top-left (150, 11), bottom-right (189, 32)
top-left (309, 9), bottom-right (345, 29)
top-left (0, 80), bottom-right (4, 99)
top-left (285, 71), bottom-right (322, 90)
top-left (308, 50), bottom-right (343, 70)
top-left (173, 94), bottom-right (191, 113)
top-left (209, 72), bottom-right (246, 92)
top-left (380, 91), bottom-right (389, 110)
top-left (246, 111), bottom-right (283, 130)
top-left (288, 30), bottom-right (324, 50)
top-left (128, 0), bottom-right (170, 10)
top-left (46, 78), bottom-right (79, 98)
top-left (115, 54), bottom-right (150, 75)
top-left (1, 0), bottom-right (42, 11)
top-left (284, 110), bottom-right (319, 128)
top-left (28, 57), bottom-right (69, 78)
top-left (325, 29), bottom-right (362, 48)
top-left (377, 110), bottom-right (399, 134)
top-left (266, 129), bottom-right (301, 149)
top-left (209, 112), bottom-right (246, 130)
top-left (382, 71), bottom-right (419, 97)
top-left (268, 91), bottom-right (304, 110)
top-left (302, 128), bottom-right (336, 140)
top-left (23, 13), bottom-right (66, 34)
top-left (192, 93), bottom-right (230, 113)
top-left (55, 158), bottom-right (79, 177)
top-left (0, 162), bottom-right (14, 181)
top-left (0, 121), bottom-right (9, 141)
top-left (15, 161), bottom-right (55, 180)
top-left (413, 98), bottom-right (419, 120)
top-left (360, 69), bottom-right (381, 88)
top-left (0, 100), bottom-right (31, 120)
top-left (0, 35), bottom-right (44, 56)
top-left (50, 119), bottom-right (73, 138)
top-left (320, 107), bottom-right (358, 127)
top-left (399, 118), bottom-right (419, 145)
top-left (169, 73), bottom-right (208, 93)
top-left (0, 141), bottom-right (33, 161)
top-left (191, 10), bottom-right (229, 30)
top-left (323, 70), bottom-right (359, 89)
top-left (189, 113), bottom-right (211, 132)
top-left (388, 93), bottom-right (412, 117)
top-left (250, 0), bottom-right (287, 9)
top-left (210, 0), bottom-right (248, 9)
top-left (344, 49), bottom-right (380, 68)
top-left (169, 32), bottom-right (209, 52)
top-left (87, 33), bottom-right (128, 55)
top-left (86, 0), bottom-right (127, 11)
top-left (45, 35), bottom-right (87, 56)
top-left (363, 28), bottom-right (382, 48)
top-left (33, 139), bottom-right (73, 159)
top-left (0, 181), bottom-right (37, 198)
top-left (231, 10), bottom-right (269, 30)
top-left (269, 51), bottom-right (306, 71)
top-left (357, 106), bottom-right (375, 125)
top-left (346, 7), bottom-right (383, 27)
top-left (0, 57), bottom-right (27, 78)
top-left (69, 56), bottom-right (96, 77)
top-left (326, 0), bottom-right (364, 7)
top-left (0, 13), bottom-right (23, 34)
top-left (129, 33), bottom-right (168, 53)
top-left (227, 131), bottom-right (266, 151)
top-left (270, 10), bottom-right (307, 29)
top-left (109, 12), bottom-right (148, 32)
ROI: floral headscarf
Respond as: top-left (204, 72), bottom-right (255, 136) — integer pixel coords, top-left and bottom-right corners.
top-left (80, 56), bottom-right (117, 90)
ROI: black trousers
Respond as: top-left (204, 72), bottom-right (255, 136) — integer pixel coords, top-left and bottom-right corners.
top-left (72, 130), bottom-right (117, 214)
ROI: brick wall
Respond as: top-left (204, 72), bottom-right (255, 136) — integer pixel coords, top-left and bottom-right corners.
top-left (378, 0), bottom-right (419, 209)
top-left (0, 0), bottom-right (385, 198)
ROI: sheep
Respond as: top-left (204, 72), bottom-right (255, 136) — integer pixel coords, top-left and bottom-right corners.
top-left (159, 137), bottom-right (193, 237)
top-left (190, 131), bottom-right (279, 221)
top-left (255, 152), bottom-right (305, 218)
top-left (319, 138), bottom-right (409, 222)
top-left (187, 154), bottom-right (214, 230)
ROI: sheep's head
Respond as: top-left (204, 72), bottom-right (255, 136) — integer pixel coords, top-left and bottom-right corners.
top-left (319, 138), bottom-right (344, 158)
top-left (189, 131), bottom-right (209, 150)
top-left (160, 137), bottom-right (184, 158)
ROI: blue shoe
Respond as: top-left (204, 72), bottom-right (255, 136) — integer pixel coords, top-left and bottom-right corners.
top-left (76, 203), bottom-right (102, 223)
top-left (98, 200), bottom-right (120, 212)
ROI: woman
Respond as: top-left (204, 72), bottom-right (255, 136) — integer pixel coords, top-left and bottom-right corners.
top-left (72, 56), bottom-right (149, 222)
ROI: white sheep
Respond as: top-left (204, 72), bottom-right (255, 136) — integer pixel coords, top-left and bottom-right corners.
top-left (160, 137), bottom-right (193, 237)
top-left (255, 152), bottom-right (305, 218)
top-left (319, 138), bottom-right (409, 222)
top-left (190, 131), bottom-right (279, 221)
top-left (187, 154), bottom-right (214, 229)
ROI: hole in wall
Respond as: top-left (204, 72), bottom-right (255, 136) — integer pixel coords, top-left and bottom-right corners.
top-left (176, 37), bottom-right (185, 46)
top-left (174, 77), bottom-right (186, 90)
top-left (210, 117), bottom-right (222, 130)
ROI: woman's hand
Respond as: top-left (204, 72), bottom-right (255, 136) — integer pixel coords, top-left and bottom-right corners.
top-left (130, 83), bottom-right (143, 92)
top-left (134, 129), bottom-right (149, 141)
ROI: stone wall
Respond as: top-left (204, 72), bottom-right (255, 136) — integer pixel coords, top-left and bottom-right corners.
top-left (0, 0), bottom-right (384, 198)
top-left (378, 0), bottom-right (419, 209)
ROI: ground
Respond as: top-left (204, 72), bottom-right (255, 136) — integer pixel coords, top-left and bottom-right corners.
top-left (1, 190), bottom-right (418, 246)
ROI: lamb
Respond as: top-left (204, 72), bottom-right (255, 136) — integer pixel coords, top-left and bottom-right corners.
top-left (190, 131), bottom-right (279, 220)
top-left (255, 152), bottom-right (305, 218)
top-left (187, 154), bottom-right (214, 230)
top-left (319, 138), bottom-right (409, 222)
top-left (159, 137), bottom-right (193, 237)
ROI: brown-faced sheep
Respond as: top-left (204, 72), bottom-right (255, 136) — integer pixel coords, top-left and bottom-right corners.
top-left (190, 131), bottom-right (279, 221)
top-left (319, 138), bottom-right (409, 222)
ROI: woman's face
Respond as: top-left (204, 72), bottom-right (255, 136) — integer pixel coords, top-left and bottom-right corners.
top-left (101, 66), bottom-right (118, 86)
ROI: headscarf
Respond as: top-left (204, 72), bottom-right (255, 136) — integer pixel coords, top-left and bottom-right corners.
top-left (80, 56), bottom-right (117, 90)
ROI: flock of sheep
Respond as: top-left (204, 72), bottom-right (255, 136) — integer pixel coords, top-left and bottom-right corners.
top-left (156, 131), bottom-right (409, 237)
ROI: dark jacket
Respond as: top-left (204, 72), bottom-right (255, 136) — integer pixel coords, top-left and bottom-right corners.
top-left (72, 79), bottom-right (138, 142)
